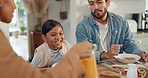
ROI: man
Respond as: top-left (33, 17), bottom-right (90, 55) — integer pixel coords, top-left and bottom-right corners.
top-left (0, 0), bottom-right (93, 78)
top-left (76, 0), bottom-right (148, 63)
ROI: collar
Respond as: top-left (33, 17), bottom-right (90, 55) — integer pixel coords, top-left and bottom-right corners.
top-left (88, 13), bottom-right (97, 26)
top-left (87, 12), bottom-right (114, 27)
top-left (45, 42), bottom-right (65, 56)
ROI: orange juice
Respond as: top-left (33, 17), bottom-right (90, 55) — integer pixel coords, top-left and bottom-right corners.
top-left (81, 55), bottom-right (98, 78)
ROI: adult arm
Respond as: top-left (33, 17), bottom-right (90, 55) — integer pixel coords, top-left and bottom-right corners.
top-left (0, 30), bottom-right (92, 78)
top-left (123, 21), bottom-right (142, 54)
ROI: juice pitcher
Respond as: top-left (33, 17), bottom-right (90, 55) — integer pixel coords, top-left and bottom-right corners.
top-left (81, 44), bottom-right (98, 78)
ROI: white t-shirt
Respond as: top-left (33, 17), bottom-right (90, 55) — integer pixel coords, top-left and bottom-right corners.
top-left (96, 22), bottom-right (108, 51)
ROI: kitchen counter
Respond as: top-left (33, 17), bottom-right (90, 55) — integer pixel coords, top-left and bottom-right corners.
top-left (133, 30), bottom-right (148, 36)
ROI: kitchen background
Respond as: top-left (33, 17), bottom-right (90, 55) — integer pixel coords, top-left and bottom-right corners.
top-left (28, 0), bottom-right (148, 44)
top-left (0, 0), bottom-right (148, 61)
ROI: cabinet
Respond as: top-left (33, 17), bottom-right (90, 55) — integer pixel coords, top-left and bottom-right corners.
top-left (30, 31), bottom-right (44, 61)
top-left (133, 32), bottom-right (148, 53)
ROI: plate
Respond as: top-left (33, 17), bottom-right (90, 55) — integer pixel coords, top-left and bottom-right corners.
top-left (114, 54), bottom-right (141, 64)
top-left (120, 68), bottom-right (146, 78)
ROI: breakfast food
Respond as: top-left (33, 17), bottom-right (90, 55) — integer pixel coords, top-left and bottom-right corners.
top-left (115, 54), bottom-right (141, 63)
top-left (124, 57), bottom-right (136, 60)
top-left (120, 68), bottom-right (146, 78)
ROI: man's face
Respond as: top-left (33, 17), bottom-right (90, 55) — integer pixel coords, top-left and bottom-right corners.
top-left (88, 0), bottom-right (110, 19)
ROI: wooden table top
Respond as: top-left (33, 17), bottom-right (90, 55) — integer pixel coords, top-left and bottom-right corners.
top-left (39, 59), bottom-right (148, 78)
top-left (97, 64), bottom-right (120, 78)
top-left (97, 62), bottom-right (148, 78)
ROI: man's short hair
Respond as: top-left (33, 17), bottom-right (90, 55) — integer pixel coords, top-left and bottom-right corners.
top-left (88, 0), bottom-right (108, 2)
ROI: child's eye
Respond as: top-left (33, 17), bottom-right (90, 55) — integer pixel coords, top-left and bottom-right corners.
top-left (51, 34), bottom-right (55, 36)
top-left (60, 32), bottom-right (64, 35)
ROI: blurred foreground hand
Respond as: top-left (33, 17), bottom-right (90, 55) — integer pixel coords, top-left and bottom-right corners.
top-left (52, 42), bottom-right (93, 78)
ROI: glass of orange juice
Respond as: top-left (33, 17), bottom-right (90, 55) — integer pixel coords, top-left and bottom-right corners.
top-left (81, 44), bottom-right (98, 78)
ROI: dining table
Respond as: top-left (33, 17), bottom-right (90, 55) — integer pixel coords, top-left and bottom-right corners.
top-left (38, 59), bottom-right (148, 78)
top-left (97, 59), bottom-right (148, 78)
top-left (97, 64), bottom-right (120, 78)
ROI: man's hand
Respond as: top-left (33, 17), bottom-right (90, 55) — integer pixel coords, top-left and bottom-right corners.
top-left (101, 44), bottom-right (122, 59)
top-left (138, 52), bottom-right (148, 62)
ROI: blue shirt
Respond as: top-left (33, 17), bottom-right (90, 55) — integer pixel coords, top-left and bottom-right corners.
top-left (76, 12), bottom-right (143, 63)
top-left (50, 49), bottom-right (62, 66)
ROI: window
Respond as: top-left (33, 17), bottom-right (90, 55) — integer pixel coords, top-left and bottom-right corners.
top-left (9, 0), bottom-right (29, 61)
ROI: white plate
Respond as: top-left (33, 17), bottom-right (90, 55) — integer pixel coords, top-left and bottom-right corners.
top-left (114, 54), bottom-right (141, 64)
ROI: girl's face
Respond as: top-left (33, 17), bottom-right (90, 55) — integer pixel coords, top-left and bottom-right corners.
top-left (43, 25), bottom-right (64, 50)
top-left (0, 0), bottom-right (16, 23)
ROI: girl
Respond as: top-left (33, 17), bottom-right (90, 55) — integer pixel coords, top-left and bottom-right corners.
top-left (31, 19), bottom-right (72, 67)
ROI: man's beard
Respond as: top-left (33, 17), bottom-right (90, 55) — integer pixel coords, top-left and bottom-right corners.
top-left (91, 9), bottom-right (107, 19)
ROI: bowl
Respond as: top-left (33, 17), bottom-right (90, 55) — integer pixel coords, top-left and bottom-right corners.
top-left (120, 68), bottom-right (146, 78)
top-left (114, 54), bottom-right (141, 64)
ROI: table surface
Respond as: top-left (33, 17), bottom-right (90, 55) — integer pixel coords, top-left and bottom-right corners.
top-left (97, 59), bottom-right (148, 78)
top-left (39, 59), bottom-right (148, 78)
top-left (97, 64), bottom-right (120, 78)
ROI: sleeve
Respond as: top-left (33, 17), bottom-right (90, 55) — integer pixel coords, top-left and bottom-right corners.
top-left (95, 50), bottom-right (105, 63)
top-left (76, 23), bottom-right (90, 43)
top-left (31, 52), bottom-right (39, 67)
top-left (123, 20), bottom-right (143, 54)
top-left (0, 30), bottom-right (85, 78)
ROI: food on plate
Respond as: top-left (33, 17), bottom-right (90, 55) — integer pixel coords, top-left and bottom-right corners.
top-left (124, 57), bottom-right (136, 61)
top-left (115, 54), bottom-right (141, 63)
top-left (120, 68), bottom-right (146, 78)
